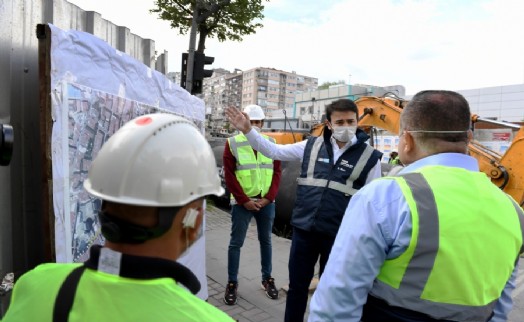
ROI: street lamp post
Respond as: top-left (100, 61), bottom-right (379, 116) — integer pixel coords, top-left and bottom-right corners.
top-left (312, 97), bottom-right (317, 122)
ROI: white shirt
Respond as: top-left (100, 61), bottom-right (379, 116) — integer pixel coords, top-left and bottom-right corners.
top-left (244, 129), bottom-right (382, 184)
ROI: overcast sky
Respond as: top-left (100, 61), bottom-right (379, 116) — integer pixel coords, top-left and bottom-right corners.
top-left (68, 0), bottom-right (524, 95)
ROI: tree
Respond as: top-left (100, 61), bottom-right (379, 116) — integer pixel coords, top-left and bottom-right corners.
top-left (151, 0), bottom-right (268, 53)
top-left (318, 80), bottom-right (346, 90)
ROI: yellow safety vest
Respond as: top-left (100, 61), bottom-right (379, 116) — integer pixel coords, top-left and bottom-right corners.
top-left (2, 263), bottom-right (234, 321)
top-left (228, 133), bottom-right (274, 198)
top-left (371, 165), bottom-right (524, 321)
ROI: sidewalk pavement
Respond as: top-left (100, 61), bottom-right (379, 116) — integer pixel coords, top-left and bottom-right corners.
top-left (204, 205), bottom-right (524, 322)
top-left (205, 205), bottom-right (317, 322)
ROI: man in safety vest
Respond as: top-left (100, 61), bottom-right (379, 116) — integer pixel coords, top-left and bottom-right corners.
top-left (2, 114), bottom-right (234, 321)
top-left (389, 151), bottom-right (402, 165)
top-left (225, 99), bottom-right (383, 321)
top-left (223, 104), bottom-right (282, 305)
top-left (309, 90), bottom-right (524, 322)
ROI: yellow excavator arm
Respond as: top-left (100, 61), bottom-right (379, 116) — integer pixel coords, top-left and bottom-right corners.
top-left (355, 95), bottom-right (524, 206)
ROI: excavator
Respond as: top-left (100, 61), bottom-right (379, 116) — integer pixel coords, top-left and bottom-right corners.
top-left (356, 94), bottom-right (524, 207)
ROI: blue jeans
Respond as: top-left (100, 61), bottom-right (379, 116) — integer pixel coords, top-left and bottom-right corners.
top-left (227, 203), bottom-right (275, 283)
top-left (285, 227), bottom-right (336, 322)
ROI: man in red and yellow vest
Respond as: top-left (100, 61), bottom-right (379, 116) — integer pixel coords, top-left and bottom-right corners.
top-left (222, 104), bottom-right (282, 306)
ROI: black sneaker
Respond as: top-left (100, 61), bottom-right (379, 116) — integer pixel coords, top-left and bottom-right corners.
top-left (223, 281), bottom-right (238, 305)
top-left (261, 277), bottom-right (279, 299)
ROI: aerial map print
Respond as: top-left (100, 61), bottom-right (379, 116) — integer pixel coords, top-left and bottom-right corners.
top-left (66, 82), bottom-right (158, 261)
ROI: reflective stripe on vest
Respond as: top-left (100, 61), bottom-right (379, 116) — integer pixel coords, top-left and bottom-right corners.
top-left (296, 136), bottom-right (375, 195)
top-left (371, 170), bottom-right (524, 322)
top-left (228, 134), bottom-right (275, 198)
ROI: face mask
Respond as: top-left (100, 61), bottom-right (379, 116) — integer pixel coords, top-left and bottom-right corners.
top-left (252, 126), bottom-right (261, 133)
top-left (331, 125), bottom-right (357, 143)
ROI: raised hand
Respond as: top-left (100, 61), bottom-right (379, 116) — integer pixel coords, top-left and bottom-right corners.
top-left (225, 106), bottom-right (252, 134)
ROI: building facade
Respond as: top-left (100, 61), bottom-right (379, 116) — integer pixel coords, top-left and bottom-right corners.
top-left (202, 67), bottom-right (317, 135)
top-left (241, 67), bottom-right (318, 119)
top-left (405, 84), bottom-right (524, 123)
top-left (166, 72), bottom-right (181, 86)
top-left (202, 69), bottom-right (242, 136)
top-left (457, 84), bottom-right (524, 123)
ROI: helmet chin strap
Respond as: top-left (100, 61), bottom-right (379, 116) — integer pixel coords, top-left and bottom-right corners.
top-left (98, 206), bottom-right (181, 244)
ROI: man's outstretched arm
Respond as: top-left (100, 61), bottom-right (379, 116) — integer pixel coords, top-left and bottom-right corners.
top-left (225, 106), bottom-right (306, 162)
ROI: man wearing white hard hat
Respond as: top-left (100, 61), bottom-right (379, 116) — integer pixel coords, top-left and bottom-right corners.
top-left (222, 104), bottom-right (282, 305)
top-left (2, 114), bottom-right (234, 321)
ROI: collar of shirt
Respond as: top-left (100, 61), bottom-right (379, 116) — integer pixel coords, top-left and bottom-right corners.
top-left (329, 134), bottom-right (357, 161)
top-left (399, 153), bottom-right (479, 175)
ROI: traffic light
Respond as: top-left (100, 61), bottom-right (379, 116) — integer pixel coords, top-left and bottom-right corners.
top-left (180, 53), bottom-right (188, 89)
top-left (193, 52), bottom-right (215, 80)
top-left (192, 52), bottom-right (214, 94)
top-left (180, 52), bottom-right (215, 95)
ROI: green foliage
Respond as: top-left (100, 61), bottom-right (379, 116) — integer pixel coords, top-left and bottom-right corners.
top-left (151, 0), bottom-right (268, 52)
top-left (318, 80), bottom-right (346, 90)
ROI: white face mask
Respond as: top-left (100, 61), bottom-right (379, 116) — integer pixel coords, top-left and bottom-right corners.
top-left (252, 126), bottom-right (261, 133)
top-left (331, 125), bottom-right (357, 143)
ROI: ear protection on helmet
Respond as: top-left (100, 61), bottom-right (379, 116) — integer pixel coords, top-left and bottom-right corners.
top-left (98, 207), bottom-right (180, 244)
top-left (182, 208), bottom-right (199, 229)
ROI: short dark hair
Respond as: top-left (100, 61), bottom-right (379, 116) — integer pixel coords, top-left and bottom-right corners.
top-left (401, 90), bottom-right (470, 143)
top-left (325, 99), bottom-right (359, 122)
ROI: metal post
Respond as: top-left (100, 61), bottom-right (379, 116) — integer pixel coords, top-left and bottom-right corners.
top-left (186, 7), bottom-right (199, 93)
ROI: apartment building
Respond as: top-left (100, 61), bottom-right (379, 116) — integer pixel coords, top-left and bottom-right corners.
top-left (202, 69), bottom-right (243, 135)
top-left (166, 72), bottom-right (181, 86)
top-left (202, 67), bottom-right (317, 135)
top-left (241, 67), bottom-right (318, 119)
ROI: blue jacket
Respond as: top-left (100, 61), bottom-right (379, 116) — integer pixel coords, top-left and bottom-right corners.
top-left (291, 128), bottom-right (382, 236)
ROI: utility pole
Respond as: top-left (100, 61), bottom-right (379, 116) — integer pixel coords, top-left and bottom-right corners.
top-left (185, 5), bottom-right (199, 94)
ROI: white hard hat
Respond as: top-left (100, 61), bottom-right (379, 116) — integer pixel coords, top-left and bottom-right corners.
top-left (84, 113), bottom-right (224, 207)
top-left (243, 104), bottom-right (265, 120)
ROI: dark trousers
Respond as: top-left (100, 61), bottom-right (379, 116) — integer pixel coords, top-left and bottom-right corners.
top-left (284, 227), bottom-right (336, 322)
top-left (362, 295), bottom-right (459, 322)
